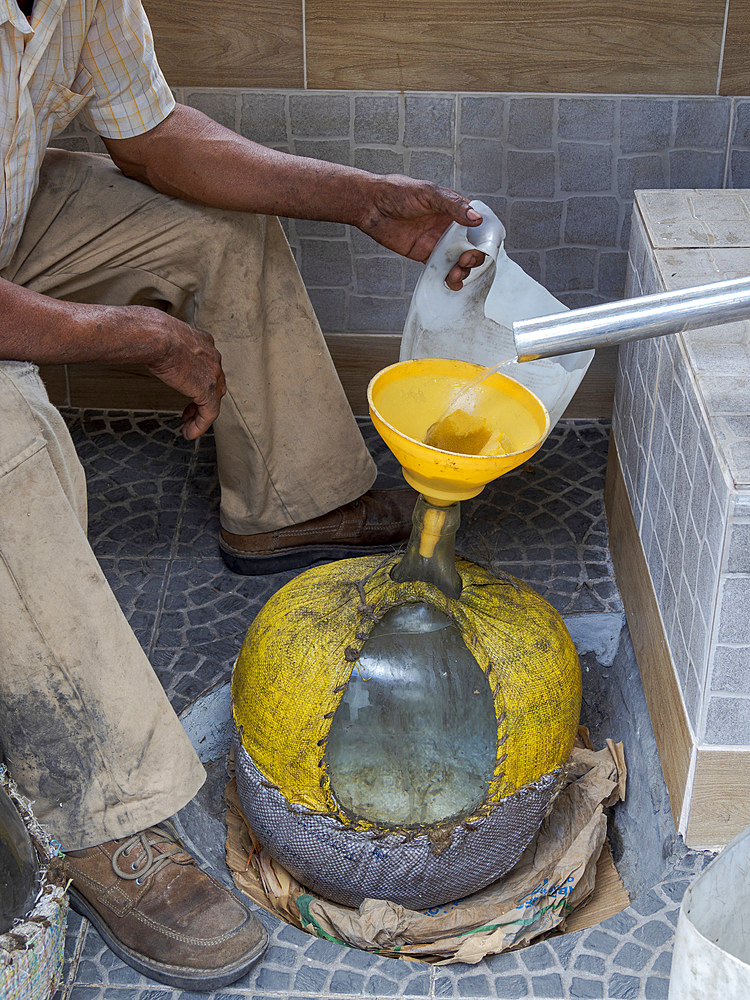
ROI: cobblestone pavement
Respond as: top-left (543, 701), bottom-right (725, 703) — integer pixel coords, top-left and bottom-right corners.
top-left (54, 412), bottom-right (706, 1000)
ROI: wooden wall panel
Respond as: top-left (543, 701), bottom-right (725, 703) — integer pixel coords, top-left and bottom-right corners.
top-left (687, 749), bottom-right (750, 847)
top-left (144, 0), bottom-right (303, 88)
top-left (561, 347), bottom-right (616, 420)
top-left (604, 440), bottom-right (694, 828)
top-left (721, 0), bottom-right (750, 95)
top-left (40, 335), bottom-right (616, 418)
top-left (306, 0), bottom-right (725, 95)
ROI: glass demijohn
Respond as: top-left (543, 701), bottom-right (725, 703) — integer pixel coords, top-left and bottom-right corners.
top-left (325, 497), bottom-right (498, 828)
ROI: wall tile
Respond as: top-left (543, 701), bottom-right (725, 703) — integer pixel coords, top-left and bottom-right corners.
top-left (598, 252), bottom-right (628, 297)
top-left (404, 95), bottom-right (454, 148)
top-left (293, 138), bottom-right (351, 165)
top-left (689, 437), bottom-right (712, 543)
top-left (307, 287), bottom-right (347, 331)
top-left (710, 645), bottom-right (750, 696)
top-left (299, 239), bottom-right (352, 287)
top-left (558, 98), bottom-right (616, 141)
top-left (732, 150), bottom-right (750, 187)
top-left (684, 324), bottom-right (750, 378)
top-left (620, 99), bottom-right (675, 155)
top-left (289, 93), bottom-right (351, 136)
top-left (545, 248), bottom-right (597, 292)
top-left (507, 200), bottom-right (564, 250)
top-left (350, 228), bottom-right (386, 254)
top-left (619, 209), bottom-right (633, 257)
top-left (239, 93), bottom-right (288, 144)
top-left (617, 156), bottom-right (668, 199)
top-left (627, 208), bottom-right (649, 289)
top-left (355, 258), bottom-right (403, 296)
top-left (733, 100), bottom-right (750, 145)
top-left (684, 663), bottom-right (701, 731)
top-left (717, 576), bottom-right (750, 645)
top-left (507, 98), bottom-right (554, 148)
top-left (705, 695), bottom-right (750, 746)
top-left (728, 99), bottom-right (750, 187)
top-left (699, 375), bottom-right (750, 416)
top-left (630, 347), bottom-right (655, 519)
top-left (59, 85), bottom-right (745, 340)
top-left (674, 98), bottom-right (731, 149)
top-left (510, 250), bottom-right (542, 283)
top-left (353, 147), bottom-right (405, 174)
top-left (727, 521), bottom-right (750, 573)
top-left (353, 95), bottom-right (400, 144)
top-left (474, 194), bottom-right (508, 221)
top-left (457, 137), bottom-right (503, 193)
top-left (293, 220), bottom-right (347, 238)
top-left (148, 0), bottom-right (304, 89)
top-left (506, 151), bottom-right (556, 198)
top-left (688, 607), bottom-right (709, 696)
top-left (459, 96), bottom-right (505, 137)
top-left (728, 440), bottom-right (750, 478)
top-left (564, 197), bottom-right (620, 247)
top-left (183, 90), bottom-right (238, 130)
top-left (559, 143), bottom-right (613, 193)
top-left (645, 511), bottom-right (665, 597)
top-left (304, 1), bottom-right (726, 94)
top-left (556, 287), bottom-right (603, 307)
top-left (404, 258), bottom-right (423, 293)
top-left (641, 503), bottom-right (657, 566)
top-left (408, 150), bottom-right (454, 188)
top-left (349, 295), bottom-right (409, 332)
top-left (669, 150), bottom-right (726, 189)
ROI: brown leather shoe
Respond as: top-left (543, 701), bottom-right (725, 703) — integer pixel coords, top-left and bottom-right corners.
top-left (52, 823), bottom-right (267, 990)
top-left (219, 488), bottom-right (416, 575)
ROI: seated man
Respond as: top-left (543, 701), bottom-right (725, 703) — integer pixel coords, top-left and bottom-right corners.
top-left (0, 0), bottom-right (485, 990)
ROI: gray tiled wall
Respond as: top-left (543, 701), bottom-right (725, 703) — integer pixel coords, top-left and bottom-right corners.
top-left (616, 193), bottom-right (750, 749)
top-left (706, 494), bottom-right (750, 744)
top-left (52, 92), bottom-right (750, 334)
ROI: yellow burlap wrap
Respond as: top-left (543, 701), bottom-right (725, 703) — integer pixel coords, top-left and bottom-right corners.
top-left (232, 554), bottom-right (580, 824)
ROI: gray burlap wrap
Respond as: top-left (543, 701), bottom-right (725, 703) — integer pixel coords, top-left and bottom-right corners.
top-left (233, 728), bottom-right (561, 909)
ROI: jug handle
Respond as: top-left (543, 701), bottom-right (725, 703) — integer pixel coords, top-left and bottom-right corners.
top-left (427, 199), bottom-right (504, 291)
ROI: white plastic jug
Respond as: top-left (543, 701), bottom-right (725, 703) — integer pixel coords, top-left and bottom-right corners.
top-left (400, 200), bottom-right (595, 430)
top-left (668, 825), bottom-right (750, 999)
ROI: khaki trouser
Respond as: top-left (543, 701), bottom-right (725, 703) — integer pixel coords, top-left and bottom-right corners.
top-left (0, 149), bottom-right (376, 849)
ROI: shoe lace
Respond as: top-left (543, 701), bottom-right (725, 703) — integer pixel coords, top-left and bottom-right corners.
top-left (111, 824), bottom-right (187, 883)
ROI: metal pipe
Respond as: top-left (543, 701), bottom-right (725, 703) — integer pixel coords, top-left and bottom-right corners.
top-left (513, 275), bottom-right (750, 362)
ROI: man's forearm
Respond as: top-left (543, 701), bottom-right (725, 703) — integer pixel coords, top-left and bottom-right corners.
top-left (104, 105), bottom-right (375, 226)
top-left (0, 278), bottom-right (162, 366)
top-left (0, 279), bottom-right (226, 440)
top-left (102, 104), bottom-right (483, 277)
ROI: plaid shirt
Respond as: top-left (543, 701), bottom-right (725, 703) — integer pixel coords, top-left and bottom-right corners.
top-left (0, 0), bottom-right (174, 267)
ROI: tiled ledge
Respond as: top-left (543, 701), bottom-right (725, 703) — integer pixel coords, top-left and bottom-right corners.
top-left (611, 188), bottom-right (750, 847)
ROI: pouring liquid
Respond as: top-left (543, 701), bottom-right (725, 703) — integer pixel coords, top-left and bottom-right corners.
top-left (424, 358), bottom-right (516, 454)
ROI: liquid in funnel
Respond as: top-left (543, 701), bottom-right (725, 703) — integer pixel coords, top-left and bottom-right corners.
top-left (424, 357), bottom-right (516, 454)
top-left (368, 358), bottom-right (550, 506)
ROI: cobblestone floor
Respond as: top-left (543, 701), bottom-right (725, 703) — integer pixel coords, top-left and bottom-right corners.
top-left (53, 411), bottom-right (708, 1000)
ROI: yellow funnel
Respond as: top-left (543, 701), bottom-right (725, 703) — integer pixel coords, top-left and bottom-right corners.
top-left (368, 358), bottom-right (550, 506)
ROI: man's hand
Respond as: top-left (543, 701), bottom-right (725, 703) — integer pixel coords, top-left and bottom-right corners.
top-left (134, 307), bottom-right (226, 440)
top-left (356, 175), bottom-right (487, 290)
top-left (0, 280), bottom-right (226, 440)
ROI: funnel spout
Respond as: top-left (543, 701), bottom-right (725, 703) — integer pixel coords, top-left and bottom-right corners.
top-left (513, 275), bottom-right (750, 362)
